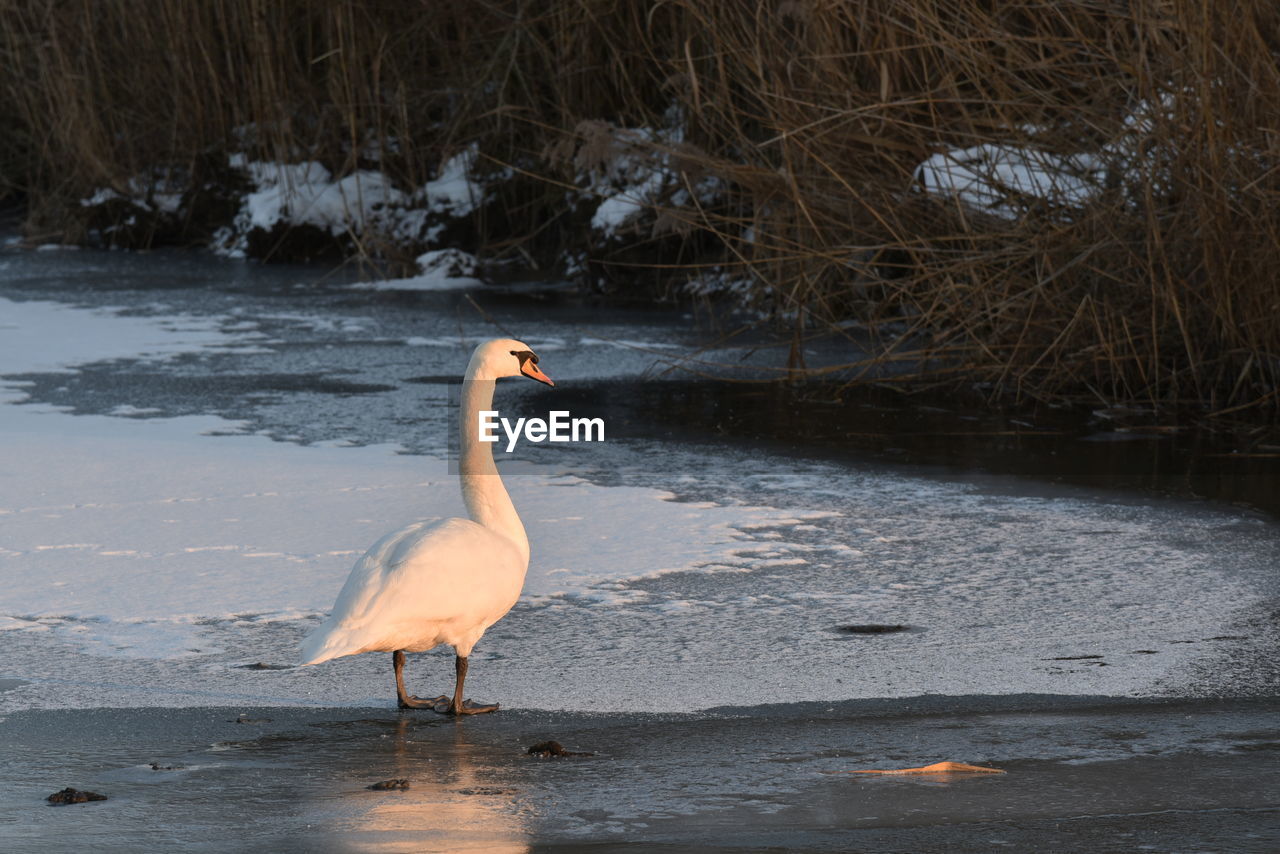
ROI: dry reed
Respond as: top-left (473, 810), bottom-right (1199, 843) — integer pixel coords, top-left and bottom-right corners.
top-left (0, 0), bottom-right (1276, 416)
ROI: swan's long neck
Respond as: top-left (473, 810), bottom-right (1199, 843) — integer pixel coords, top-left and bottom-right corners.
top-left (459, 371), bottom-right (530, 566)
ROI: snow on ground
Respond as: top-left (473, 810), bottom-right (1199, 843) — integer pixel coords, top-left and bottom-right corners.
top-left (233, 159), bottom-right (403, 236)
top-left (914, 144), bottom-right (1105, 219)
top-left (912, 96), bottom-right (1180, 219)
top-left (570, 116), bottom-right (723, 240)
top-left (203, 146), bottom-right (489, 259)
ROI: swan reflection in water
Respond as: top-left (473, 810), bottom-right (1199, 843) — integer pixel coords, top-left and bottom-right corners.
top-left (333, 717), bottom-right (530, 854)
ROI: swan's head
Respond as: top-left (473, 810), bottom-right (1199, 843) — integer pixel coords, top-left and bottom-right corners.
top-left (468, 338), bottom-right (554, 386)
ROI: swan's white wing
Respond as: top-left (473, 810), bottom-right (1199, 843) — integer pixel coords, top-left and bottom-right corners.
top-left (299, 517), bottom-right (523, 664)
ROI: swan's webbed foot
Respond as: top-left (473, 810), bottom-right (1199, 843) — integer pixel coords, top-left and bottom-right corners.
top-left (398, 693), bottom-right (449, 711)
top-left (392, 650), bottom-right (500, 716)
top-left (433, 698), bottom-right (500, 716)
top-left (432, 654), bottom-right (499, 715)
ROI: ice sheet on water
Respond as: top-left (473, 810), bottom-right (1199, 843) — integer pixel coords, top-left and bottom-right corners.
top-left (0, 297), bottom-right (803, 663)
top-left (578, 336), bottom-right (682, 350)
top-left (0, 401), bottom-right (804, 656)
top-left (0, 298), bottom-right (243, 373)
top-left (0, 294), bottom-right (1274, 711)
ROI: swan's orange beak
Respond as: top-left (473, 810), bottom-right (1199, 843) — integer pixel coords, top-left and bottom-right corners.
top-left (521, 361), bottom-right (554, 387)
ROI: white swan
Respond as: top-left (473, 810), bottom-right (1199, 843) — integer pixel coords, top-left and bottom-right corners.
top-left (299, 338), bottom-right (554, 715)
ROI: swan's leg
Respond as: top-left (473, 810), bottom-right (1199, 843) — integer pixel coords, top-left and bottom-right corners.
top-left (440, 654), bottom-right (499, 716)
top-left (392, 650), bottom-right (448, 710)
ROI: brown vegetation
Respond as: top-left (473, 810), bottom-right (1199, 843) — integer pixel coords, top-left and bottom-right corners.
top-left (0, 1), bottom-right (1276, 415)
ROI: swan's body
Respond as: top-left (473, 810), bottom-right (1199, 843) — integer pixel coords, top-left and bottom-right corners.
top-left (299, 338), bottom-right (553, 714)
top-left (298, 517), bottom-right (524, 663)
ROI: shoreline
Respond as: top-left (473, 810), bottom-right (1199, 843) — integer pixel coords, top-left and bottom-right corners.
top-left (3, 695), bottom-right (1277, 852)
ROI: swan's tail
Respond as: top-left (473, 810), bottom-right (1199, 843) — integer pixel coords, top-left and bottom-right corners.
top-left (298, 621), bottom-right (354, 666)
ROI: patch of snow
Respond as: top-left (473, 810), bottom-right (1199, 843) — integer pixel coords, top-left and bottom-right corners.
top-left (416, 248), bottom-right (478, 278)
top-left (914, 145), bottom-right (1104, 220)
top-left (213, 144), bottom-right (494, 258)
top-left (911, 91), bottom-right (1206, 220)
top-left (212, 159), bottom-right (406, 257)
top-left (684, 268), bottom-right (755, 299)
top-left (351, 249), bottom-right (484, 291)
top-left (413, 145), bottom-right (487, 218)
top-left (561, 250), bottom-right (587, 278)
top-left (80, 188), bottom-right (126, 208)
top-left (80, 170), bottom-right (189, 220)
top-left (571, 114), bottom-right (724, 240)
top-left (148, 192), bottom-right (183, 216)
top-left (241, 161), bottom-right (404, 235)
top-left (591, 167), bottom-right (669, 237)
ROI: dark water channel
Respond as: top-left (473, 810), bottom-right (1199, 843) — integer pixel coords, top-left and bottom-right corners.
top-left (530, 375), bottom-right (1280, 520)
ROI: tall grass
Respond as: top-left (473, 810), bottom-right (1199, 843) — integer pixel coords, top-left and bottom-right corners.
top-left (0, 0), bottom-right (1276, 415)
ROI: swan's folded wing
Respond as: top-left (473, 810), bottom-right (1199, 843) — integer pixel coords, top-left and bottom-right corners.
top-left (299, 517), bottom-right (516, 664)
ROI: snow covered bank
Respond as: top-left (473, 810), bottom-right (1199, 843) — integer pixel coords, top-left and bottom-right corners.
top-left (71, 115), bottom-right (734, 292)
top-left (74, 145), bottom-right (494, 274)
top-left (206, 146), bottom-right (490, 263)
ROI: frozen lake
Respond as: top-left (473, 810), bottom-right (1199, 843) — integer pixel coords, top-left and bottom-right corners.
top-left (1, 245), bottom-right (1277, 850)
